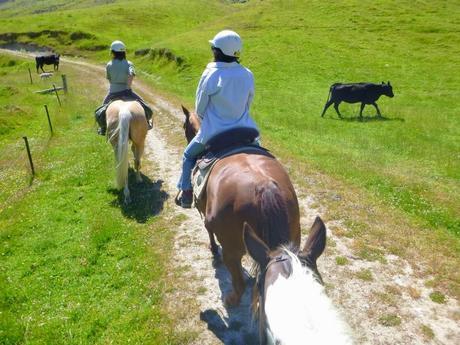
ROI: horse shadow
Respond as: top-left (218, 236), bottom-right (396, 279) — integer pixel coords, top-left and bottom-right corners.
top-left (329, 114), bottom-right (405, 123)
top-left (200, 251), bottom-right (260, 344)
top-left (108, 168), bottom-right (168, 223)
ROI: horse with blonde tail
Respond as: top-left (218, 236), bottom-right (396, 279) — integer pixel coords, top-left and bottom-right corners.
top-left (106, 100), bottom-right (148, 204)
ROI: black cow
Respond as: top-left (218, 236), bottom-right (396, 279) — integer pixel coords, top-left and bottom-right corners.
top-left (35, 54), bottom-right (60, 73)
top-left (321, 81), bottom-right (394, 118)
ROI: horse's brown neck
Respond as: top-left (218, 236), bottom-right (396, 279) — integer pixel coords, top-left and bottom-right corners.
top-left (185, 112), bottom-right (201, 143)
top-left (190, 113), bottom-right (200, 132)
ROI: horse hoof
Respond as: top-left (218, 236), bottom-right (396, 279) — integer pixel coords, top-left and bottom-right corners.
top-left (224, 293), bottom-right (240, 307)
top-left (209, 244), bottom-right (219, 257)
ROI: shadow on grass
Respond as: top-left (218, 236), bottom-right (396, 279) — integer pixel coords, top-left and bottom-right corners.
top-left (108, 168), bottom-right (168, 223)
top-left (327, 114), bottom-right (405, 123)
top-left (200, 250), bottom-right (259, 344)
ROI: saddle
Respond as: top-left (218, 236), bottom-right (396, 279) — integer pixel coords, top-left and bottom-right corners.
top-left (95, 95), bottom-right (153, 126)
top-left (192, 128), bottom-right (273, 202)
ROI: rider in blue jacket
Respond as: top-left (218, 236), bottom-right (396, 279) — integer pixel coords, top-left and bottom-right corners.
top-left (176, 30), bottom-right (259, 208)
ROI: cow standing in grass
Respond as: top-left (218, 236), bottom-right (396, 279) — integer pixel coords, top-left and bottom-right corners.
top-left (321, 81), bottom-right (394, 118)
top-left (35, 54), bottom-right (60, 73)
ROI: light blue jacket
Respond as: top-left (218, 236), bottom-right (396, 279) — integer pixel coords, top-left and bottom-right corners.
top-left (194, 61), bottom-right (258, 144)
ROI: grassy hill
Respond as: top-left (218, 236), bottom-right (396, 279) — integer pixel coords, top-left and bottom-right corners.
top-left (1, 0), bottom-right (459, 305)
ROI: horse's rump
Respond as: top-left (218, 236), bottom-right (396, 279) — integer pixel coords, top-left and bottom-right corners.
top-left (204, 153), bottom-right (300, 246)
top-left (106, 100), bottom-right (148, 204)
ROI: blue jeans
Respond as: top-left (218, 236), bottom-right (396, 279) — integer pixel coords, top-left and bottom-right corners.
top-left (177, 136), bottom-right (206, 191)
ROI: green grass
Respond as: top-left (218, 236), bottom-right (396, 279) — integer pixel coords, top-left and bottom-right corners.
top-left (356, 269), bottom-right (373, 282)
top-left (335, 256), bottom-right (349, 266)
top-left (429, 291), bottom-right (446, 304)
top-left (0, 55), bottom-right (189, 344)
top-left (378, 313), bottom-right (402, 327)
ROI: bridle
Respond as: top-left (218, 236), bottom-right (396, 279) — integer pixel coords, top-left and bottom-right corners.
top-left (256, 253), bottom-right (291, 345)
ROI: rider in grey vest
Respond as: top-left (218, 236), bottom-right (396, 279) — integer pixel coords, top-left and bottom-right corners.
top-left (95, 40), bottom-right (153, 135)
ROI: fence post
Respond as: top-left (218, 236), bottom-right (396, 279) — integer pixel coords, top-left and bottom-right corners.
top-left (28, 67), bottom-right (33, 84)
top-left (44, 105), bottom-right (53, 134)
top-left (23, 136), bottom-right (35, 176)
top-left (61, 74), bottom-right (67, 94)
top-left (52, 84), bottom-right (62, 106)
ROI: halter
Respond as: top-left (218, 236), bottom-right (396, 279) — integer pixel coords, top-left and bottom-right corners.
top-left (256, 253), bottom-right (291, 345)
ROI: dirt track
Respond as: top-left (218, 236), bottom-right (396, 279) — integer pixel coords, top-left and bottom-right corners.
top-left (2, 48), bottom-right (458, 345)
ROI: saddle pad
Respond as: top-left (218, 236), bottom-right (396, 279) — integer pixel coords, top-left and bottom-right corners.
top-left (192, 145), bottom-right (272, 201)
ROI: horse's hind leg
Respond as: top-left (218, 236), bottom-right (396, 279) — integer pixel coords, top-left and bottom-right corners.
top-left (206, 227), bottom-right (219, 256)
top-left (131, 142), bottom-right (144, 183)
top-left (222, 250), bottom-right (245, 306)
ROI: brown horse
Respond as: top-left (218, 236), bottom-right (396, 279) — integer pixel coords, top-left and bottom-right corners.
top-left (107, 100), bottom-right (148, 204)
top-left (181, 106), bottom-right (301, 306)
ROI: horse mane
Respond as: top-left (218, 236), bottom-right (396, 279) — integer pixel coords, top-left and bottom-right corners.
top-left (264, 248), bottom-right (353, 345)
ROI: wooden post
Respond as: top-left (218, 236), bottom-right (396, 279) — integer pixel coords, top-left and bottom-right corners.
top-left (28, 67), bottom-right (33, 84)
top-left (44, 105), bottom-right (53, 134)
top-left (52, 84), bottom-right (62, 106)
top-left (61, 74), bottom-right (67, 94)
top-left (23, 136), bottom-right (35, 176)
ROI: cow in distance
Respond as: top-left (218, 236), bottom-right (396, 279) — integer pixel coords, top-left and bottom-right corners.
top-left (321, 82), bottom-right (394, 118)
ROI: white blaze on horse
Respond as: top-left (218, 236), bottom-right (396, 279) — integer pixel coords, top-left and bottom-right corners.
top-left (106, 100), bottom-right (148, 204)
top-left (244, 217), bottom-right (353, 345)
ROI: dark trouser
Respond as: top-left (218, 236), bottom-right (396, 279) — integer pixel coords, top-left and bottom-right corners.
top-left (95, 89), bottom-right (153, 129)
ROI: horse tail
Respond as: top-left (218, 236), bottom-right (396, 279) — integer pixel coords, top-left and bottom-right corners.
top-left (114, 105), bottom-right (131, 189)
top-left (257, 180), bottom-right (290, 250)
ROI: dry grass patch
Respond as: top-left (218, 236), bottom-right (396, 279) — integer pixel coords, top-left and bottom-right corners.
top-left (421, 324), bottom-right (435, 340)
top-left (378, 313), bottom-right (402, 327)
top-left (356, 269), bottom-right (373, 282)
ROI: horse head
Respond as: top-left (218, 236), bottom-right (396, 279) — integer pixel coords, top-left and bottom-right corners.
top-left (181, 105), bottom-right (200, 143)
top-left (244, 217), bottom-right (350, 344)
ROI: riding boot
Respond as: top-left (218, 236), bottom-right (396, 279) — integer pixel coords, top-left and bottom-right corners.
top-left (175, 190), bottom-right (193, 208)
top-left (95, 105), bottom-right (108, 136)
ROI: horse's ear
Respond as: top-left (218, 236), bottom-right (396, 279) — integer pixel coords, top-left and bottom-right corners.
top-left (181, 105), bottom-right (190, 120)
top-left (243, 222), bottom-right (270, 268)
top-left (381, 81), bottom-right (384, 84)
top-left (299, 216), bottom-right (326, 263)
top-left (388, 81), bottom-right (391, 86)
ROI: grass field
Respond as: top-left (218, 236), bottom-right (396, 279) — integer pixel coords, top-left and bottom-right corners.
top-left (0, 0), bottom-right (459, 336)
top-left (0, 54), bottom-right (191, 344)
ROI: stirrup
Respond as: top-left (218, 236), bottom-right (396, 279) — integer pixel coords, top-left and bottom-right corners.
top-left (174, 190), bottom-right (193, 208)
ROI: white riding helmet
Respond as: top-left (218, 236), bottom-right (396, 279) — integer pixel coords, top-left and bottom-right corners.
top-left (209, 30), bottom-right (242, 57)
top-left (110, 40), bottom-right (126, 52)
